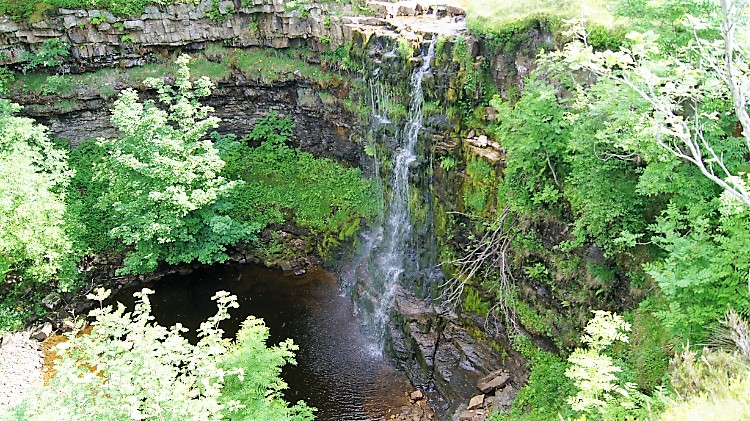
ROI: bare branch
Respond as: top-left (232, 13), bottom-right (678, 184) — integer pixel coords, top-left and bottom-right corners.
top-left (440, 206), bottom-right (521, 334)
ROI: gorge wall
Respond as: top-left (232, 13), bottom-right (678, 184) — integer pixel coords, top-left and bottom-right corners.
top-left (0, 1), bottom-right (563, 418)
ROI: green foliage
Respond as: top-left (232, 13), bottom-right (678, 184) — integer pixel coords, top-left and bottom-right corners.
top-left (96, 55), bottom-right (252, 274)
top-left (206, 0), bottom-right (234, 23)
top-left (465, 0), bottom-right (615, 39)
top-left (20, 38), bottom-right (70, 73)
top-left (65, 138), bottom-right (117, 254)
top-left (611, 0), bottom-right (718, 50)
top-left (0, 66), bottom-right (13, 95)
top-left (461, 286), bottom-right (490, 318)
top-left (563, 80), bottom-right (653, 255)
top-left (284, 0), bottom-right (311, 18)
top-left (243, 110), bottom-right (293, 145)
top-left (513, 295), bottom-right (553, 337)
top-left (491, 79), bottom-right (569, 213)
top-left (0, 285), bottom-right (47, 333)
top-left (565, 311), bottom-right (650, 419)
top-left (39, 74), bottom-right (76, 95)
top-left (13, 287), bottom-right (313, 420)
top-left (89, 13), bottom-right (107, 25)
top-left (438, 156), bottom-right (456, 171)
top-left (662, 310), bottom-right (750, 420)
top-left (626, 307), bottom-right (670, 392)
top-left (219, 317), bottom-right (316, 420)
top-left (216, 112), bottom-right (379, 257)
top-left (226, 48), bottom-right (334, 85)
top-left (464, 185), bottom-right (488, 215)
top-left (0, 0), bottom-right (174, 21)
top-left (396, 38), bottom-right (413, 60)
top-left (0, 103), bottom-right (76, 289)
top-left (493, 336), bottom-right (575, 421)
top-left (321, 42), bottom-right (355, 71)
top-left (645, 203), bottom-right (750, 341)
top-left (466, 157), bottom-right (493, 181)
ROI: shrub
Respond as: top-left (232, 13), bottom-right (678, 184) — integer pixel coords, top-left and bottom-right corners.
top-left (12, 287), bottom-right (314, 420)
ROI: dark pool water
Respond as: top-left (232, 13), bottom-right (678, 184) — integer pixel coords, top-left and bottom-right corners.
top-left (111, 264), bottom-right (412, 420)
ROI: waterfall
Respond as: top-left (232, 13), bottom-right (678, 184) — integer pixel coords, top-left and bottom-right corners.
top-left (371, 37), bottom-right (437, 334)
top-left (338, 36), bottom-right (439, 350)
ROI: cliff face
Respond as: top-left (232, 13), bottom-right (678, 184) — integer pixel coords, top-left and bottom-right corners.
top-left (27, 79), bottom-right (365, 165)
top-left (1, 2), bottom-right (559, 417)
top-left (0, 0), bottom-right (347, 70)
top-left (0, 0), bottom-right (468, 71)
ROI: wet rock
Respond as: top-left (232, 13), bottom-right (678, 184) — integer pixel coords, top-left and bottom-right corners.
top-left (477, 369), bottom-right (510, 394)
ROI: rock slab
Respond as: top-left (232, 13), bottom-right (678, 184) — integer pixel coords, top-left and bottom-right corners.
top-left (477, 369), bottom-right (510, 394)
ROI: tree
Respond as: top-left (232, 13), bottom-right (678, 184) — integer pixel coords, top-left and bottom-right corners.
top-left (96, 55), bottom-right (251, 274)
top-left (0, 100), bottom-right (75, 289)
top-left (556, 0), bottom-right (750, 208)
top-left (11, 288), bottom-right (314, 420)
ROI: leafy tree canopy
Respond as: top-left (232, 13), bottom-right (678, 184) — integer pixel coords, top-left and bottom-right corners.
top-left (96, 55), bottom-right (253, 274)
top-left (0, 102), bottom-right (75, 289)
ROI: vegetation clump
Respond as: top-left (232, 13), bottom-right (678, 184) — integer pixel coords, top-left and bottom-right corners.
top-left (10, 287), bottom-right (314, 420)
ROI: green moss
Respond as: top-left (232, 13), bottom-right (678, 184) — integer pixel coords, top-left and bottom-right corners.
top-left (467, 156), bottom-right (494, 181)
top-left (464, 185), bottom-right (488, 214)
top-left (408, 188), bottom-right (428, 225)
top-left (462, 286), bottom-right (491, 318)
top-left (514, 296), bottom-right (553, 337)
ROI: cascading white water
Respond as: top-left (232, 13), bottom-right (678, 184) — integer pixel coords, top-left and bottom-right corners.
top-left (369, 37), bottom-right (438, 337)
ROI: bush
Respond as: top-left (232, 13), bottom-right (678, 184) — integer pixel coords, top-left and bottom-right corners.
top-left (12, 288), bottom-right (314, 420)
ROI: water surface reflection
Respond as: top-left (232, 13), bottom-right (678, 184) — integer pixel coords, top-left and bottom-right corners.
top-left (112, 264), bottom-right (412, 420)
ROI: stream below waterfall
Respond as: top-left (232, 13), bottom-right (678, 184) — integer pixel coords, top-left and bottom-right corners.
top-left (110, 264), bottom-right (414, 420)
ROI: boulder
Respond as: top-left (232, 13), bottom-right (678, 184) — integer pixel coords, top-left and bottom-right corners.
top-left (409, 390), bottom-right (424, 401)
top-left (477, 369), bottom-right (510, 393)
top-left (467, 394), bottom-right (484, 410)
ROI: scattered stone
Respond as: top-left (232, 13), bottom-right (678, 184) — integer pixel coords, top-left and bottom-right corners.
top-left (409, 390), bottom-right (424, 401)
top-left (59, 318), bottom-right (79, 332)
top-left (29, 322), bottom-right (54, 342)
top-left (458, 409), bottom-right (484, 421)
top-left (467, 144), bottom-right (503, 162)
top-left (445, 4), bottom-right (467, 16)
top-left (476, 135), bottom-right (488, 147)
top-left (467, 394), bottom-right (484, 410)
top-left (477, 369), bottom-right (510, 393)
top-left (280, 261), bottom-right (296, 272)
